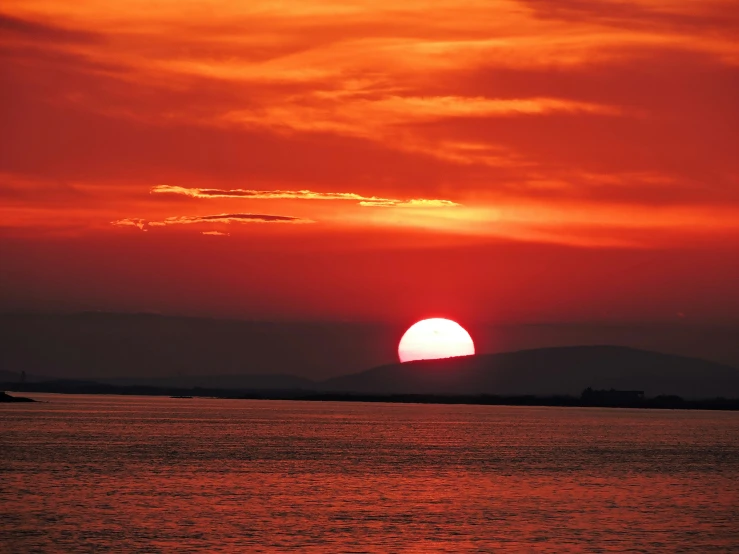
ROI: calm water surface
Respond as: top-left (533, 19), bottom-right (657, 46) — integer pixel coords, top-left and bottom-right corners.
top-left (1, 394), bottom-right (738, 552)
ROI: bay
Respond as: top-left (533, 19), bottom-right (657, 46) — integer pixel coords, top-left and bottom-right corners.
top-left (2, 394), bottom-right (738, 552)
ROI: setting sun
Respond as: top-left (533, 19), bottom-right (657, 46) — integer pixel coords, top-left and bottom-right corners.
top-left (398, 318), bottom-right (475, 363)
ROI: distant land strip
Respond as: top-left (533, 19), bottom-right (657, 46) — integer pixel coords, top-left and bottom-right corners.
top-left (4, 382), bottom-right (739, 411)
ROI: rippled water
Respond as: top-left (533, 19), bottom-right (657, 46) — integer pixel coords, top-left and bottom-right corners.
top-left (2, 394), bottom-right (738, 552)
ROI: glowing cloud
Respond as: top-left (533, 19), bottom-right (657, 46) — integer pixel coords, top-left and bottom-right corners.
top-left (151, 185), bottom-right (460, 208)
top-left (112, 213), bottom-right (308, 231)
top-left (111, 218), bottom-right (148, 231)
top-left (2, 0), bottom-right (738, 249)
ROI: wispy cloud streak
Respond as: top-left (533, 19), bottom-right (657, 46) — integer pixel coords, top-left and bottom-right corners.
top-left (151, 185), bottom-right (459, 208)
top-left (112, 212), bottom-right (307, 231)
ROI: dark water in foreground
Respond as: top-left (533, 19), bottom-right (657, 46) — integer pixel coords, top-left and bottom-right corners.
top-left (1, 394), bottom-right (738, 552)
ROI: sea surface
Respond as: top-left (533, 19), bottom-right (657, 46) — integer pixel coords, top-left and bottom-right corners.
top-left (1, 394), bottom-right (738, 552)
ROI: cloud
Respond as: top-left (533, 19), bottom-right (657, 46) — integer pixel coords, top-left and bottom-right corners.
top-left (202, 230), bottom-right (230, 236)
top-left (224, 96), bottom-right (620, 132)
top-left (111, 218), bottom-right (148, 231)
top-left (218, 95), bottom-right (622, 162)
top-left (0, 13), bottom-right (100, 43)
top-left (518, 0), bottom-right (739, 37)
top-left (2, 0), bottom-right (738, 248)
top-left (151, 185), bottom-right (460, 207)
top-left (112, 213), bottom-right (308, 231)
top-left (154, 213), bottom-right (305, 224)
top-left (220, 95), bottom-right (620, 134)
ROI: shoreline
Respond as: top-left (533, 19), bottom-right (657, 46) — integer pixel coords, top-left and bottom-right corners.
top-left (4, 383), bottom-right (739, 411)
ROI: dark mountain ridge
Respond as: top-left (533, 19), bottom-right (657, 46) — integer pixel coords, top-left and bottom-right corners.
top-left (0, 312), bottom-right (394, 380)
top-left (0, 370), bottom-right (313, 391)
top-left (321, 345), bottom-right (739, 399)
top-left (98, 373), bottom-right (314, 390)
top-left (3, 345), bottom-right (738, 399)
top-left (3, 313), bottom-right (739, 383)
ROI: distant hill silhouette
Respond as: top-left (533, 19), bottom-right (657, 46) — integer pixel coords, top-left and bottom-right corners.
top-left (2, 312), bottom-right (738, 399)
top-left (0, 369), bottom-right (313, 391)
top-left (3, 313), bottom-right (739, 383)
top-left (321, 346), bottom-right (739, 399)
top-left (0, 312), bottom-right (395, 380)
top-left (98, 374), bottom-right (314, 390)
top-left (0, 369), bottom-right (49, 383)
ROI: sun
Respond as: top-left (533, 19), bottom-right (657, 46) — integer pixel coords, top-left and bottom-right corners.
top-left (398, 318), bottom-right (475, 363)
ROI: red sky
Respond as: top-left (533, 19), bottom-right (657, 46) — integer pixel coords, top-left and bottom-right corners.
top-left (1, 0), bottom-right (738, 326)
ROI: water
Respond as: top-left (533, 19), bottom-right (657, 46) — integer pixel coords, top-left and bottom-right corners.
top-left (2, 394), bottom-right (738, 552)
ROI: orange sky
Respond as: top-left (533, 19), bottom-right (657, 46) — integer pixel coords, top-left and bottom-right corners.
top-left (1, 0), bottom-right (738, 323)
